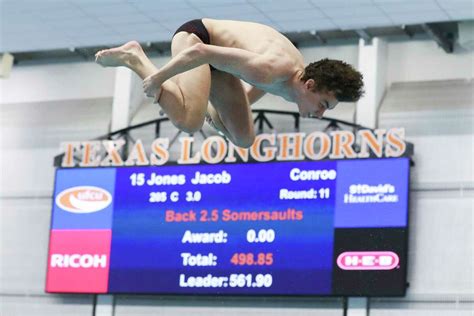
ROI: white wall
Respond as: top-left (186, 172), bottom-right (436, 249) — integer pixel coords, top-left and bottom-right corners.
top-left (387, 40), bottom-right (474, 84)
top-left (1, 39), bottom-right (473, 316)
top-left (0, 62), bottom-right (115, 104)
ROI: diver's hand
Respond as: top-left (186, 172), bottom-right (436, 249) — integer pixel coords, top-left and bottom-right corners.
top-left (143, 74), bottom-right (163, 102)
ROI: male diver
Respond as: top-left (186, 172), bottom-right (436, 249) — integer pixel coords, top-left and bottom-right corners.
top-left (96, 19), bottom-right (364, 148)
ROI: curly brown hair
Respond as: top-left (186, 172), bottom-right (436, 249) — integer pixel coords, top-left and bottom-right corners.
top-left (301, 58), bottom-right (364, 102)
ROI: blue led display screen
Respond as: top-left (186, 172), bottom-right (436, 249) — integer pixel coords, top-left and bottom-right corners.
top-left (47, 158), bottom-right (410, 296)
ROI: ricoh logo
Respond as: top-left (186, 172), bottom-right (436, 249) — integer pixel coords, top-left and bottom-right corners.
top-left (337, 251), bottom-right (399, 270)
top-left (50, 254), bottom-right (107, 268)
top-left (55, 186), bottom-right (112, 213)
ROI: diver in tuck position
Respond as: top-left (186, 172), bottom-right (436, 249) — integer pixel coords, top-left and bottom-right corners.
top-left (96, 18), bottom-right (364, 148)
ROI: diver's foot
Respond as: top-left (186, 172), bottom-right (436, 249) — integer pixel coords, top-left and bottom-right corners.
top-left (95, 41), bottom-right (144, 68)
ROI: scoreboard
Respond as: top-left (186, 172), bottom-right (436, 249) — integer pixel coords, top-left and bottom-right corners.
top-left (46, 158), bottom-right (409, 296)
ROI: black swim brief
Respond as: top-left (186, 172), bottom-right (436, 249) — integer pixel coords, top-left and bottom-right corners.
top-left (173, 19), bottom-right (216, 71)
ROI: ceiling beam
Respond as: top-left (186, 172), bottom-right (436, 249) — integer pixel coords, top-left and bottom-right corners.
top-left (310, 30), bottom-right (327, 44)
top-left (69, 47), bottom-right (89, 60)
top-left (421, 23), bottom-right (453, 53)
top-left (401, 25), bottom-right (414, 38)
top-left (355, 29), bottom-right (372, 44)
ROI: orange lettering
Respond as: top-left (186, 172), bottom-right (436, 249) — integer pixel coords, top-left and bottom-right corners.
top-left (125, 139), bottom-right (149, 166)
top-left (250, 134), bottom-right (277, 162)
top-left (79, 141), bottom-right (101, 167)
top-left (150, 138), bottom-right (169, 166)
top-left (358, 129), bottom-right (385, 158)
top-left (61, 142), bottom-right (81, 167)
top-left (277, 133), bottom-right (305, 161)
top-left (202, 136), bottom-right (227, 164)
top-left (303, 132), bottom-right (331, 160)
top-left (178, 137), bottom-right (200, 164)
top-left (225, 142), bottom-right (249, 163)
top-left (100, 140), bottom-right (125, 166)
top-left (330, 131), bottom-right (356, 159)
top-left (385, 128), bottom-right (406, 157)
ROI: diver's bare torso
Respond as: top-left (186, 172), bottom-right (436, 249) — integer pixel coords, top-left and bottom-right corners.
top-left (202, 18), bottom-right (304, 100)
